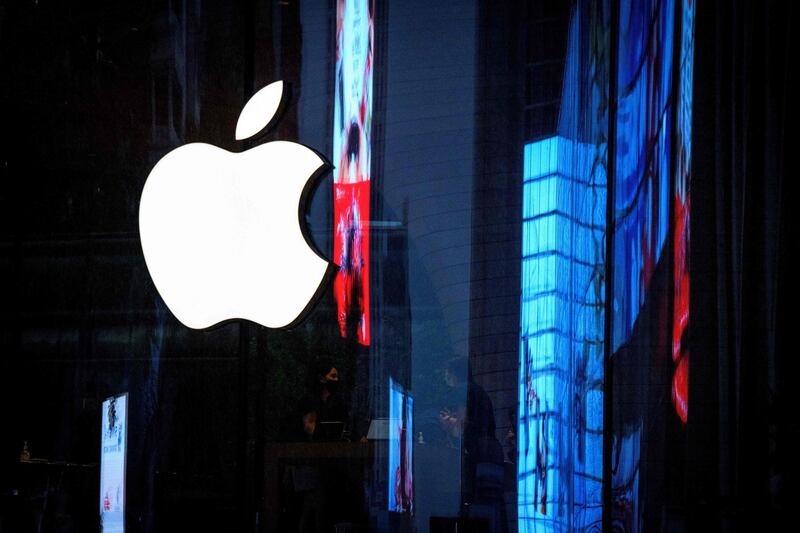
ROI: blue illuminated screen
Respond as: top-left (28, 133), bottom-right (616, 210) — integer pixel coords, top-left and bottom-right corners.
top-left (388, 377), bottom-right (413, 513)
top-left (100, 393), bottom-right (128, 533)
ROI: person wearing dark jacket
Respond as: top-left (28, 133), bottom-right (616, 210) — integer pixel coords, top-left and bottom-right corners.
top-left (440, 357), bottom-right (507, 532)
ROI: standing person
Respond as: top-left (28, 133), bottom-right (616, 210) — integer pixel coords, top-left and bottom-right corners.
top-left (291, 359), bottom-right (349, 533)
top-left (300, 360), bottom-right (347, 441)
top-left (440, 357), bottom-right (507, 532)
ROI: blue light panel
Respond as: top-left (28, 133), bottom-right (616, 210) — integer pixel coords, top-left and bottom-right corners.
top-left (612, 0), bottom-right (675, 351)
top-left (518, 137), bottom-right (606, 532)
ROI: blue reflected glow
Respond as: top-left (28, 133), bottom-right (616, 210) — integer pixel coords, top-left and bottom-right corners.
top-left (388, 377), bottom-right (413, 513)
top-left (610, 0), bottom-right (695, 529)
top-left (517, 3), bottom-right (608, 530)
top-left (612, 0), bottom-right (675, 351)
top-left (518, 136), bottom-right (605, 532)
top-left (518, 0), bottom-right (693, 528)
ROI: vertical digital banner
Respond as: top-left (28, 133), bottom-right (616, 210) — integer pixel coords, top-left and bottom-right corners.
top-left (517, 4), bottom-right (608, 530)
top-left (672, 0), bottom-right (694, 424)
top-left (612, 0), bottom-right (675, 351)
top-left (610, 1), bottom-right (678, 530)
top-left (100, 393), bottom-right (128, 533)
top-left (518, 137), bottom-right (605, 532)
top-left (333, 0), bottom-right (373, 345)
top-left (388, 377), bottom-right (413, 513)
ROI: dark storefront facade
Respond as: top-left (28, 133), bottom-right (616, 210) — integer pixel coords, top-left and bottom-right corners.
top-left (0, 1), bottom-right (794, 532)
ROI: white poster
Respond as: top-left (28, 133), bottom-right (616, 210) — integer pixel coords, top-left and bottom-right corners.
top-left (100, 393), bottom-right (127, 533)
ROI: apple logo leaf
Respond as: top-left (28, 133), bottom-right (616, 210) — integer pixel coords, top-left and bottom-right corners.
top-left (235, 80), bottom-right (284, 141)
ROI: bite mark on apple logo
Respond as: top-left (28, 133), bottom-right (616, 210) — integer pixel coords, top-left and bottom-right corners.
top-left (139, 81), bottom-right (334, 330)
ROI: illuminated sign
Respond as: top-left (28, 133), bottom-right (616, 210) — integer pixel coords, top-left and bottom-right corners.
top-left (518, 137), bottom-right (605, 531)
top-left (612, 0), bottom-right (675, 350)
top-left (333, 0), bottom-right (373, 345)
top-left (388, 377), bottom-right (413, 513)
top-left (139, 81), bottom-right (331, 330)
top-left (100, 393), bottom-right (128, 533)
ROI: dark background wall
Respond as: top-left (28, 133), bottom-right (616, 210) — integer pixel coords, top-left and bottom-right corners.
top-left (688, 0), bottom-right (798, 530)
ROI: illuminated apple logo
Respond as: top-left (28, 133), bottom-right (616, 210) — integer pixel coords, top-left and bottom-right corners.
top-left (139, 81), bottom-right (332, 329)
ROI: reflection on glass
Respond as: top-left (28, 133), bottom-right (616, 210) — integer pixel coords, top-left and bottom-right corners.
top-left (100, 393), bottom-right (128, 533)
top-left (517, 1), bottom-right (608, 529)
top-left (518, 135), bottom-right (605, 532)
top-left (388, 377), bottom-right (414, 513)
top-left (333, 0), bottom-right (374, 345)
top-left (672, 0), bottom-right (695, 425)
top-left (612, 0), bottom-right (675, 352)
top-left (610, 0), bottom-right (694, 530)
